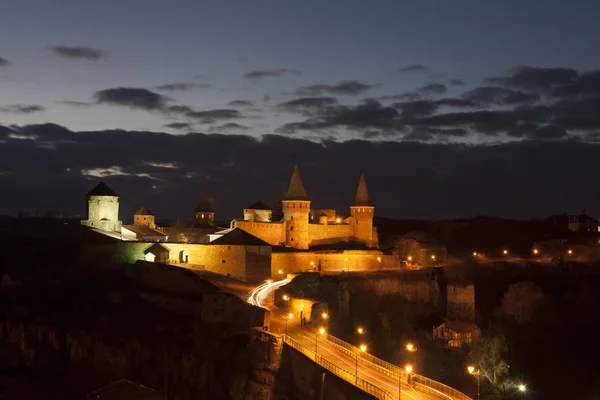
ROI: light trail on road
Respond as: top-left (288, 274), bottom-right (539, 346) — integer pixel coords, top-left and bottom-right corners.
top-left (248, 278), bottom-right (287, 308)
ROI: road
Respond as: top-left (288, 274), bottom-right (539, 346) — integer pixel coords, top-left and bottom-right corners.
top-left (248, 280), bottom-right (440, 400)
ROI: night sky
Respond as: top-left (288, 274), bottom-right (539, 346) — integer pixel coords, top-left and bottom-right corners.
top-left (2, 0), bottom-right (600, 221)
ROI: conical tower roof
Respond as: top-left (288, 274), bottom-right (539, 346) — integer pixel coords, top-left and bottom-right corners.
top-left (284, 164), bottom-right (309, 201)
top-left (194, 189), bottom-right (214, 213)
top-left (134, 207), bottom-right (153, 216)
top-left (353, 173), bottom-right (373, 206)
top-left (86, 181), bottom-right (118, 197)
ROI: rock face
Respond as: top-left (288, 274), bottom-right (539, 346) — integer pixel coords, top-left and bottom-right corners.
top-left (0, 321), bottom-right (282, 400)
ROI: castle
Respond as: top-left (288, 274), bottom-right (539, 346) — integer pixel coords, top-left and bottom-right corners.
top-left (79, 163), bottom-right (394, 281)
top-left (214, 164), bottom-right (379, 249)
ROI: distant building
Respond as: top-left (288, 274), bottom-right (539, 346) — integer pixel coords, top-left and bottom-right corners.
top-left (433, 321), bottom-right (480, 348)
top-left (391, 231), bottom-right (447, 266)
top-left (547, 211), bottom-right (599, 234)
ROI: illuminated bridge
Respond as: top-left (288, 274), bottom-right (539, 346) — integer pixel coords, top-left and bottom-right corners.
top-left (248, 280), bottom-right (472, 400)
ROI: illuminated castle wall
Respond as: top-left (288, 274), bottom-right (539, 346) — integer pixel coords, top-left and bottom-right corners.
top-left (230, 164), bottom-right (378, 249)
top-left (80, 182), bottom-right (122, 233)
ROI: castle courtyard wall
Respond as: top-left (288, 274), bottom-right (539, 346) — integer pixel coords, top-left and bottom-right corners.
top-left (271, 251), bottom-right (399, 276)
top-left (307, 223), bottom-right (354, 246)
top-left (233, 220), bottom-right (286, 246)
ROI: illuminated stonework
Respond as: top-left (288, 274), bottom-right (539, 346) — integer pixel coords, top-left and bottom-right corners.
top-left (81, 181), bottom-right (122, 233)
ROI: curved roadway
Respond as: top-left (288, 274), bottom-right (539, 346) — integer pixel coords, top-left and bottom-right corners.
top-left (248, 280), bottom-right (440, 400)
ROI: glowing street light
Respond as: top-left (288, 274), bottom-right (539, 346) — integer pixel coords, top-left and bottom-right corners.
top-left (431, 254), bottom-right (436, 261)
top-left (473, 252), bottom-right (477, 256)
top-left (518, 384), bottom-right (526, 392)
top-left (285, 312), bottom-right (293, 334)
top-left (407, 255), bottom-right (413, 262)
top-left (278, 269), bottom-right (284, 275)
top-left (377, 256), bottom-right (382, 262)
top-left (357, 327), bottom-right (364, 335)
top-left (399, 364), bottom-right (413, 398)
top-left (315, 327), bottom-right (326, 356)
top-left (282, 294), bottom-right (290, 310)
top-left (355, 344), bottom-right (367, 384)
top-left (533, 249), bottom-right (539, 255)
top-left (406, 343), bottom-right (416, 352)
top-left (467, 365), bottom-right (480, 400)
top-left (503, 249), bottom-right (508, 255)
top-left (321, 312), bottom-right (329, 320)
top-left (336, 217), bottom-right (341, 223)
top-left (568, 249), bottom-right (573, 255)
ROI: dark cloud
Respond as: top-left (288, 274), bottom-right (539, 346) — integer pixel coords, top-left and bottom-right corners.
top-left (213, 122), bottom-right (250, 131)
top-left (398, 64), bottom-right (428, 73)
top-left (56, 101), bottom-right (91, 107)
top-left (94, 88), bottom-right (170, 110)
top-left (0, 104), bottom-right (45, 114)
top-left (419, 83), bottom-right (447, 97)
top-left (243, 69), bottom-right (301, 79)
top-left (228, 100), bottom-right (255, 107)
top-left (48, 46), bottom-right (107, 61)
top-left (393, 100), bottom-right (439, 118)
top-left (164, 122), bottom-right (193, 130)
top-left (275, 97), bottom-right (338, 115)
top-left (184, 109), bottom-right (242, 124)
top-left (0, 57), bottom-right (10, 67)
top-left (449, 79), bottom-right (465, 86)
top-left (295, 81), bottom-right (377, 96)
top-left (156, 83), bottom-right (211, 91)
top-left (4, 122), bottom-right (600, 221)
top-left (462, 86), bottom-right (540, 106)
top-left (487, 66), bottom-right (578, 92)
top-left (276, 100), bottom-right (401, 135)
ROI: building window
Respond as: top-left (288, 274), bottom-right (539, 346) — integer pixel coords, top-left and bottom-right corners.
top-left (201, 214), bottom-right (204, 218)
top-left (290, 226), bottom-right (294, 231)
top-left (228, 246), bottom-right (231, 250)
top-left (222, 260), bottom-right (226, 263)
top-left (291, 237), bottom-right (294, 241)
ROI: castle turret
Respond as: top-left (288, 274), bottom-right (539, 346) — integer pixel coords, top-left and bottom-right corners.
top-left (134, 207), bottom-right (156, 228)
top-left (282, 164), bottom-right (311, 249)
top-left (244, 201), bottom-right (273, 222)
top-left (81, 181), bottom-right (122, 233)
top-left (350, 173), bottom-right (375, 247)
top-left (194, 189), bottom-right (215, 226)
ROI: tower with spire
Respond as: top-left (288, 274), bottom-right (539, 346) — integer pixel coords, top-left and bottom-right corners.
top-left (282, 163), bottom-right (311, 249)
top-left (81, 181), bottom-right (122, 233)
top-left (194, 189), bottom-right (215, 226)
top-left (350, 173), bottom-right (376, 247)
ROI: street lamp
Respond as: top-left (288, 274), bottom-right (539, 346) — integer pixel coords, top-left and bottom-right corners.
top-left (278, 269), bottom-right (284, 276)
top-left (399, 364), bottom-right (413, 399)
top-left (431, 254), bottom-right (436, 261)
top-left (568, 249), bottom-right (573, 255)
top-left (321, 312), bottom-right (328, 320)
top-left (283, 294), bottom-right (290, 310)
top-left (407, 255), bottom-right (413, 262)
top-left (503, 249), bottom-right (508, 255)
top-left (356, 344), bottom-right (367, 384)
top-left (357, 327), bottom-right (364, 335)
top-left (533, 249), bottom-right (539, 255)
top-left (467, 365), bottom-right (480, 400)
top-left (315, 327), bottom-right (326, 356)
top-left (406, 343), bottom-right (416, 352)
top-left (377, 256), bottom-right (382, 262)
top-left (285, 312), bottom-right (293, 334)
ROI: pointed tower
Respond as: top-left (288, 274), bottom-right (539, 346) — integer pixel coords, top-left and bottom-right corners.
top-left (81, 181), bottom-right (122, 233)
top-left (350, 173), bottom-right (376, 247)
top-left (194, 189), bottom-right (215, 226)
top-left (282, 163), bottom-right (311, 249)
top-left (134, 207), bottom-right (156, 228)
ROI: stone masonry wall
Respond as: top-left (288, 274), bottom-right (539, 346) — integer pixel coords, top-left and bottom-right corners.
top-left (271, 251), bottom-right (399, 276)
top-left (447, 284), bottom-right (476, 322)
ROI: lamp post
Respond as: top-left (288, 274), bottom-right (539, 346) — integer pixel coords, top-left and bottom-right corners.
top-left (400, 364), bottom-right (413, 399)
top-left (315, 327), bottom-right (326, 356)
top-left (467, 366), bottom-right (480, 400)
top-left (356, 344), bottom-right (367, 384)
top-left (283, 294), bottom-right (290, 311)
top-left (285, 312), bottom-right (293, 334)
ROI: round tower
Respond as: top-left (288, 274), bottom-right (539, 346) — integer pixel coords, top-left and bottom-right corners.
top-left (81, 181), bottom-right (122, 233)
top-left (350, 173), bottom-right (375, 247)
top-left (282, 164), bottom-right (311, 249)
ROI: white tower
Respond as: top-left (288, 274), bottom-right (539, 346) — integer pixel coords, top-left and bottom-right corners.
top-left (81, 182), bottom-right (122, 233)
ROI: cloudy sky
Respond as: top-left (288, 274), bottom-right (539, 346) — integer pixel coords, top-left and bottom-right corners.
top-left (2, 0), bottom-right (600, 221)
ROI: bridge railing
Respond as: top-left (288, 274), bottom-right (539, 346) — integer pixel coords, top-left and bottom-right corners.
top-left (282, 334), bottom-right (394, 400)
top-left (325, 334), bottom-right (472, 400)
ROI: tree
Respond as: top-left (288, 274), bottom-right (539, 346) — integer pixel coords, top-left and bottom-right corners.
top-left (497, 281), bottom-right (544, 325)
top-left (468, 336), bottom-right (520, 399)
